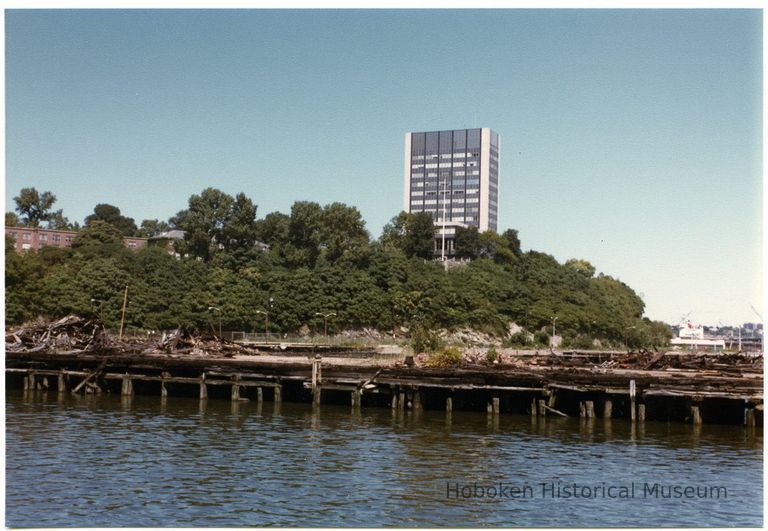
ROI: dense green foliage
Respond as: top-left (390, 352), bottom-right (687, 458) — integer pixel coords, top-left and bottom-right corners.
top-left (5, 187), bottom-right (671, 348)
top-left (85, 204), bottom-right (138, 236)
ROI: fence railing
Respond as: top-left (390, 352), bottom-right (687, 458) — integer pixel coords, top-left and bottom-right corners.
top-left (117, 328), bottom-right (401, 347)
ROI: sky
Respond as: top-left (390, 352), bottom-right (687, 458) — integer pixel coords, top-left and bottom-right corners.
top-left (4, 9), bottom-right (763, 326)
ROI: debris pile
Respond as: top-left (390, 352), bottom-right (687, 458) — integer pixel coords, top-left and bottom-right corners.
top-left (5, 315), bottom-right (110, 353)
top-left (518, 350), bottom-right (763, 374)
top-left (158, 327), bottom-right (259, 357)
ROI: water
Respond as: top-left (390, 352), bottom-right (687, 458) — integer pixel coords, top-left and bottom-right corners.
top-left (6, 391), bottom-right (763, 527)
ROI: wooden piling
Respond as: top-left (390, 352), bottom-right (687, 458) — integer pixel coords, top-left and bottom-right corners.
top-left (585, 400), bottom-right (595, 418)
top-left (231, 374), bottom-right (241, 401)
top-left (351, 391), bottom-right (361, 409)
top-left (538, 399), bottom-right (547, 417)
top-left (257, 387), bottom-right (263, 403)
top-left (398, 391), bottom-right (406, 411)
top-left (161, 381), bottom-right (168, 398)
top-left (531, 398), bottom-right (538, 417)
top-left (446, 396), bottom-right (453, 413)
top-left (274, 385), bottom-right (282, 403)
top-left (691, 404), bottom-right (702, 425)
top-left (638, 403), bottom-right (646, 422)
top-left (58, 370), bottom-right (66, 394)
top-left (391, 392), bottom-right (398, 410)
top-left (579, 401), bottom-right (586, 418)
top-left (311, 356), bottom-right (322, 406)
top-left (413, 389), bottom-right (422, 412)
top-left (121, 374), bottom-right (133, 396)
top-left (199, 373), bottom-right (208, 400)
top-left (629, 379), bottom-right (637, 422)
top-left (603, 398), bottom-right (613, 419)
top-left (745, 405), bottom-right (756, 428)
top-left (492, 396), bottom-right (500, 416)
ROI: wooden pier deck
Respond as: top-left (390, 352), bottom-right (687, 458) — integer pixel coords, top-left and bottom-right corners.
top-left (5, 347), bottom-right (763, 426)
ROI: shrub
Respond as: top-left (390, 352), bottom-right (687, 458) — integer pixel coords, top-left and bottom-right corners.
top-left (424, 346), bottom-right (463, 368)
top-left (504, 331), bottom-right (531, 348)
top-left (410, 324), bottom-right (443, 353)
top-left (485, 346), bottom-right (498, 364)
top-left (533, 330), bottom-right (550, 347)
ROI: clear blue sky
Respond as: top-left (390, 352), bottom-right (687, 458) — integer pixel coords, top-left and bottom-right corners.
top-left (5, 9), bottom-right (763, 326)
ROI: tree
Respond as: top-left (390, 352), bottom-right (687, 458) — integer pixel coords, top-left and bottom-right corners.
top-left (221, 193), bottom-right (258, 250)
top-left (46, 210), bottom-right (75, 231)
top-left (284, 201), bottom-right (324, 267)
top-left (5, 212), bottom-right (19, 227)
top-left (171, 188), bottom-right (258, 260)
top-left (136, 219), bottom-right (170, 238)
top-left (85, 204), bottom-right (137, 236)
top-left (565, 258), bottom-right (596, 278)
top-left (71, 220), bottom-right (124, 253)
top-left (381, 212), bottom-right (434, 259)
top-left (501, 229), bottom-right (522, 256)
top-left (254, 212), bottom-right (290, 247)
top-left (320, 202), bottom-right (369, 262)
top-left (454, 226), bottom-right (480, 259)
top-left (13, 188), bottom-right (57, 227)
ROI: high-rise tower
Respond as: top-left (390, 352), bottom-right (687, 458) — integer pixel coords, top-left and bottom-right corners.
top-left (403, 128), bottom-right (499, 255)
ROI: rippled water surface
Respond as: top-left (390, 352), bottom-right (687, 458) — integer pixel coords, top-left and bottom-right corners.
top-left (6, 391), bottom-right (763, 527)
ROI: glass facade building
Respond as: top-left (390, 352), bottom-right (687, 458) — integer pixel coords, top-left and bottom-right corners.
top-left (403, 128), bottom-right (500, 255)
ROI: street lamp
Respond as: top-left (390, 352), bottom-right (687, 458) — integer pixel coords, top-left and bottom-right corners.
top-left (256, 310), bottom-right (269, 344)
top-left (551, 316), bottom-right (558, 352)
top-left (208, 306), bottom-right (222, 338)
top-left (90, 298), bottom-right (104, 322)
top-left (315, 312), bottom-right (337, 343)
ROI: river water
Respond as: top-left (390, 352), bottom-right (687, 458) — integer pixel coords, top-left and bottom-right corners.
top-left (6, 391), bottom-right (763, 527)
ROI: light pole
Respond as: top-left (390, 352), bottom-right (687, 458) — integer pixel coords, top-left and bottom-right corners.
top-left (440, 174), bottom-right (447, 264)
top-left (551, 316), bottom-right (558, 352)
top-left (256, 310), bottom-right (269, 344)
top-left (315, 312), bottom-right (336, 343)
top-left (208, 306), bottom-right (222, 338)
top-left (90, 298), bottom-right (104, 322)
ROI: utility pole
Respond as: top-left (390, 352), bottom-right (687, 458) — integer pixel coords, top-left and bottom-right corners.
top-left (551, 316), bottom-right (558, 352)
top-left (119, 286), bottom-right (129, 339)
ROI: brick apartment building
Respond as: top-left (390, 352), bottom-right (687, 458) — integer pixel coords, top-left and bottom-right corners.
top-left (5, 226), bottom-right (147, 253)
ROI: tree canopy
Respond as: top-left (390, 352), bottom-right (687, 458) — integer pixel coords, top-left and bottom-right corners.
top-left (13, 188), bottom-right (58, 228)
top-left (5, 188), bottom-right (670, 349)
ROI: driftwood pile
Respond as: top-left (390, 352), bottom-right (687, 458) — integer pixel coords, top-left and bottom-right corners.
top-left (5, 315), bottom-right (110, 353)
top-left (158, 327), bottom-right (258, 357)
top-left (5, 316), bottom-right (262, 358)
top-left (526, 349), bottom-right (763, 374)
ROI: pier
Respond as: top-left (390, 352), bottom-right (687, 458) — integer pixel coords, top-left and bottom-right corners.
top-left (6, 348), bottom-right (763, 426)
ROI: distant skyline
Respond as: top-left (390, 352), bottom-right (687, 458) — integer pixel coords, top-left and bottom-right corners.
top-left (5, 9), bottom-right (763, 325)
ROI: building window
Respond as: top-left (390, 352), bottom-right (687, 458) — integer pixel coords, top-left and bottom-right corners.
top-left (22, 233), bottom-right (31, 240)
top-left (52, 234), bottom-right (61, 243)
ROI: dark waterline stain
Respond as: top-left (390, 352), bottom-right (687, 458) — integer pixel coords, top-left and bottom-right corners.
top-left (5, 392), bottom-right (763, 527)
